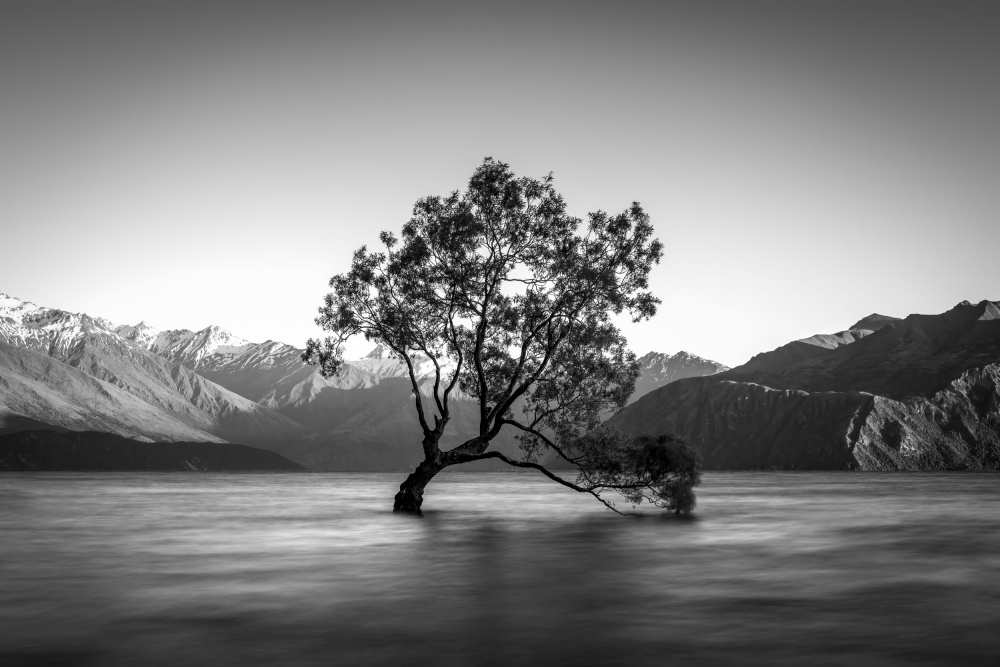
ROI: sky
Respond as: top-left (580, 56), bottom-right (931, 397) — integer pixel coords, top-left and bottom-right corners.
top-left (1, 0), bottom-right (998, 367)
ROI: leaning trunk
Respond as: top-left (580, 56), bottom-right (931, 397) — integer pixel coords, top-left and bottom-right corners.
top-left (393, 458), bottom-right (444, 512)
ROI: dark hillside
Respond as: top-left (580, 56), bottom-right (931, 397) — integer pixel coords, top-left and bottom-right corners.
top-left (0, 430), bottom-right (306, 471)
top-left (609, 301), bottom-right (1000, 470)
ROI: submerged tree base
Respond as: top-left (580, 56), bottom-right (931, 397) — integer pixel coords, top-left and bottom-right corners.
top-left (392, 490), bottom-right (424, 513)
top-left (392, 460), bottom-right (442, 512)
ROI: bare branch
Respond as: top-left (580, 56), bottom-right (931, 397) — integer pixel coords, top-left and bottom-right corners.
top-left (460, 451), bottom-right (625, 515)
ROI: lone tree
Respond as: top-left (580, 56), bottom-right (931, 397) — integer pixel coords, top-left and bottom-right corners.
top-left (304, 158), bottom-right (701, 514)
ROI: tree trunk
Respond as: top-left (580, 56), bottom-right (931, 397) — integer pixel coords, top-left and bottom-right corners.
top-left (393, 458), bottom-right (443, 513)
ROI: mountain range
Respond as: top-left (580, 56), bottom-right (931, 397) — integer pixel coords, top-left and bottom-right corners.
top-left (608, 300), bottom-right (1000, 470)
top-left (0, 291), bottom-right (727, 471)
top-left (9, 289), bottom-right (994, 472)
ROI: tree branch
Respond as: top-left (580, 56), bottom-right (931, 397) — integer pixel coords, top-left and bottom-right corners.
top-left (499, 418), bottom-right (584, 465)
top-left (462, 451), bottom-right (624, 515)
top-left (382, 338), bottom-right (433, 441)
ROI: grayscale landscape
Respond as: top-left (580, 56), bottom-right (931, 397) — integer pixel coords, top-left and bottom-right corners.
top-left (1, 1), bottom-right (998, 666)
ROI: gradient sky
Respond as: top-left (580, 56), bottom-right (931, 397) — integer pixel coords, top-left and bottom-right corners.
top-left (1, 0), bottom-right (997, 367)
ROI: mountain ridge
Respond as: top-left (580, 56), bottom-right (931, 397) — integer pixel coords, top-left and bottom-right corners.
top-left (630, 351), bottom-right (729, 404)
top-left (608, 300), bottom-right (1000, 470)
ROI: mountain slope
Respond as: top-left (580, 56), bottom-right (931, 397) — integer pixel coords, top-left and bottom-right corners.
top-left (0, 293), bottom-right (303, 447)
top-left (0, 343), bottom-right (224, 442)
top-left (608, 300), bottom-right (1000, 470)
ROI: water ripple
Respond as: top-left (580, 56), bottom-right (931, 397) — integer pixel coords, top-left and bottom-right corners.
top-left (1, 471), bottom-right (998, 666)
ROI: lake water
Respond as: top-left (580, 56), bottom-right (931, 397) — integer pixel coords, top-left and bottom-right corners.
top-left (1, 472), bottom-right (998, 666)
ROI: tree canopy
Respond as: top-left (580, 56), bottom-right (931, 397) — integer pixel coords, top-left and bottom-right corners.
top-left (304, 158), bottom-right (701, 513)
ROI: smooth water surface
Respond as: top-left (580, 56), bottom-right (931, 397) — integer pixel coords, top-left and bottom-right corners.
top-left (1, 472), bottom-right (998, 666)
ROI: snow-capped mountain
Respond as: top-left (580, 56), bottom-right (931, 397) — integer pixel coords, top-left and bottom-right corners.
top-left (0, 292), bottom-right (302, 446)
top-left (1, 292), bottom-right (97, 354)
top-left (112, 321), bottom-right (160, 349)
top-left (118, 325), bottom-right (460, 405)
top-left (629, 351), bottom-right (730, 404)
top-left (115, 322), bottom-right (254, 367)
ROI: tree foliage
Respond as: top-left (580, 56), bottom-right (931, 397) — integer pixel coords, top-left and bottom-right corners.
top-left (304, 158), bottom-right (700, 513)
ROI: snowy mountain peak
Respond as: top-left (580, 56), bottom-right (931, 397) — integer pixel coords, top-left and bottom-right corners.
top-left (0, 293), bottom-right (39, 316)
top-left (194, 325), bottom-right (253, 355)
top-left (116, 322), bottom-right (254, 369)
top-left (0, 293), bottom-right (135, 359)
top-left (365, 344), bottom-right (388, 359)
top-left (629, 350), bottom-right (730, 404)
top-left (638, 350), bottom-right (723, 368)
top-left (115, 321), bottom-right (163, 349)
